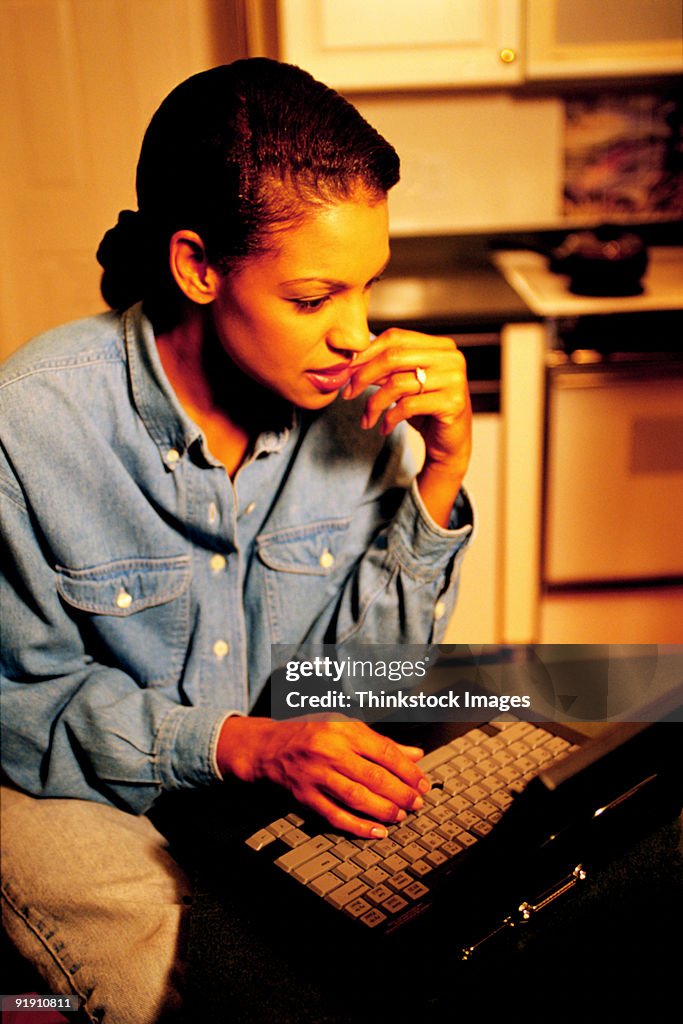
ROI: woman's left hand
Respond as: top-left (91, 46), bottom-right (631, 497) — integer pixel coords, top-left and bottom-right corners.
top-left (343, 328), bottom-right (472, 490)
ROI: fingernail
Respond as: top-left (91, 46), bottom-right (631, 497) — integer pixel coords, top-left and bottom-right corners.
top-left (396, 808), bottom-right (407, 822)
top-left (418, 778), bottom-right (431, 794)
top-left (371, 826), bottom-right (388, 839)
top-left (411, 796), bottom-right (424, 811)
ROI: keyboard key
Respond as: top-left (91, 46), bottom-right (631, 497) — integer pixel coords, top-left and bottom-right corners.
top-left (404, 880), bottom-right (429, 901)
top-left (441, 839), bottom-right (464, 858)
top-left (436, 821), bottom-right (463, 842)
top-left (279, 828), bottom-right (311, 848)
top-left (326, 879), bottom-right (369, 909)
top-left (388, 870), bottom-right (414, 892)
top-left (490, 791), bottom-right (514, 810)
top-left (286, 812), bottom-right (305, 827)
top-left (411, 816), bottom-right (438, 836)
top-left (366, 883), bottom-right (393, 905)
top-left (426, 805), bottom-right (453, 826)
top-left (480, 774), bottom-right (505, 794)
top-left (443, 777), bottom-right (468, 796)
top-left (308, 872), bottom-right (344, 897)
top-left (360, 908), bottom-right (387, 928)
top-left (346, 897), bottom-right (373, 918)
top-left (275, 836), bottom-right (333, 873)
top-left (392, 826), bottom-right (420, 847)
top-left (267, 817), bottom-right (298, 838)
top-left (450, 754), bottom-right (473, 773)
top-left (410, 859), bottom-right (433, 877)
top-left (463, 784), bottom-right (488, 803)
top-left (418, 831), bottom-right (445, 853)
top-left (425, 850), bottom-right (448, 869)
top-left (333, 861), bottom-right (362, 882)
top-left (361, 865), bottom-right (390, 887)
top-left (352, 848), bottom-right (382, 870)
top-left (446, 794), bottom-right (472, 814)
top-left (454, 810), bottom-right (482, 830)
top-left (292, 852), bottom-right (342, 884)
top-left (401, 843), bottom-right (427, 863)
top-left (473, 799), bottom-right (499, 819)
top-left (419, 747), bottom-right (457, 772)
top-left (525, 728), bottom-right (554, 748)
top-left (383, 894), bottom-right (409, 914)
top-left (245, 828), bottom-right (278, 851)
top-left (382, 853), bottom-right (409, 874)
top-left (332, 840), bottom-right (359, 861)
top-left (458, 831), bottom-right (478, 848)
top-left (371, 838), bottom-right (400, 858)
top-left (472, 821), bottom-right (494, 837)
top-left (424, 787), bottom-right (449, 806)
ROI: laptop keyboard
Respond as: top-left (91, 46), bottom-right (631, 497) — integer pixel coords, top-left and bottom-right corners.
top-left (244, 721), bottom-right (577, 932)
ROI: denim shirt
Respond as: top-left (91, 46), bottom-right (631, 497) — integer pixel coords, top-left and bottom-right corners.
top-left (0, 305), bottom-right (473, 813)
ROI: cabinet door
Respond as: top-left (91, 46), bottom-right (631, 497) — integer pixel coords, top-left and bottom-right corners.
top-left (275, 0), bottom-right (522, 89)
top-left (526, 0), bottom-right (683, 79)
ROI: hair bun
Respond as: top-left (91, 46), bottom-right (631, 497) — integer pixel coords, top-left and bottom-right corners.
top-left (97, 210), bottom-right (151, 310)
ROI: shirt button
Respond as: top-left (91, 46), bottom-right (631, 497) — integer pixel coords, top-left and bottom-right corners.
top-left (319, 549), bottom-right (335, 569)
top-left (208, 502), bottom-right (218, 525)
top-left (245, 502), bottom-right (256, 515)
top-left (213, 640), bottom-right (230, 659)
top-left (165, 448), bottom-right (180, 466)
top-left (434, 600), bottom-right (446, 621)
top-left (116, 589), bottom-right (133, 610)
top-left (210, 554), bottom-right (226, 573)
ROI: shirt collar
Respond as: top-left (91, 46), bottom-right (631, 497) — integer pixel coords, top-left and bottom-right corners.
top-left (123, 303), bottom-right (296, 467)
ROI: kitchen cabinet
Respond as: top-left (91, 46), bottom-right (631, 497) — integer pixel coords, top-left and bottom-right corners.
top-left (526, 0), bottom-right (683, 80)
top-left (274, 0), bottom-right (522, 89)
top-left (257, 1), bottom-right (682, 90)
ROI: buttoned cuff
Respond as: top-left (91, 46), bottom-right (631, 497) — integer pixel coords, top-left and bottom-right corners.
top-left (155, 705), bottom-right (240, 790)
top-left (386, 480), bottom-right (474, 581)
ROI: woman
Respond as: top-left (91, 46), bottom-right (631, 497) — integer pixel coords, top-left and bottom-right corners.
top-left (0, 59), bottom-right (472, 1021)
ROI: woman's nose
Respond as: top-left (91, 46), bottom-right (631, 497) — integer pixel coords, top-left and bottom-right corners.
top-left (326, 301), bottom-right (371, 355)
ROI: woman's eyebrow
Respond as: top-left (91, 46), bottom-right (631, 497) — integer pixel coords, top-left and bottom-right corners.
top-left (280, 256), bottom-right (391, 289)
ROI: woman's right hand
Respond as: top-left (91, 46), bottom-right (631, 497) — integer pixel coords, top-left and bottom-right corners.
top-left (216, 715), bottom-right (430, 838)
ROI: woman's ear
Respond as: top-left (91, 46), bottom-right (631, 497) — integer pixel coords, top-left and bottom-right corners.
top-left (168, 230), bottom-right (221, 304)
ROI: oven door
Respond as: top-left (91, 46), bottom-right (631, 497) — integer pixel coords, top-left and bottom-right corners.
top-left (543, 360), bottom-right (683, 586)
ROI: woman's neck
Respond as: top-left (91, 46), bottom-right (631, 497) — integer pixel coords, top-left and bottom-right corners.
top-left (155, 308), bottom-right (288, 477)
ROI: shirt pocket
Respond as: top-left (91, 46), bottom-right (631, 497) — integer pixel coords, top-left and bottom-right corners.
top-left (256, 517), bottom-right (353, 644)
top-left (55, 555), bottom-right (191, 687)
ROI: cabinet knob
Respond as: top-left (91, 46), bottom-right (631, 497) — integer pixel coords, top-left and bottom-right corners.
top-left (499, 48), bottom-right (517, 64)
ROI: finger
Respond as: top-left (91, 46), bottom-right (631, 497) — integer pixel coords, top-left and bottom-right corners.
top-left (351, 727), bottom-right (429, 792)
top-left (396, 743), bottom-right (426, 762)
top-left (333, 755), bottom-right (425, 816)
top-left (346, 345), bottom-right (452, 400)
top-left (361, 367), bottom-right (461, 430)
top-left (379, 390), bottom-right (470, 436)
top-left (302, 790), bottom-right (394, 839)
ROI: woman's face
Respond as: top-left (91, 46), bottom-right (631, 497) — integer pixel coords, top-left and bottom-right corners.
top-left (210, 197), bottom-right (390, 408)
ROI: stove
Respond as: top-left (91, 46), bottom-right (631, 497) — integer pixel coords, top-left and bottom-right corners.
top-left (493, 247), bottom-right (683, 318)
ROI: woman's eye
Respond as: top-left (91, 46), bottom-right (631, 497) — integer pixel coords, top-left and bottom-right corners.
top-left (291, 296), bottom-right (330, 313)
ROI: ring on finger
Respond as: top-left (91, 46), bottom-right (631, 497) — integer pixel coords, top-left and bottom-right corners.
top-left (414, 367), bottom-right (427, 394)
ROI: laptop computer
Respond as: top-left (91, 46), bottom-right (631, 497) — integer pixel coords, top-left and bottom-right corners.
top-left (219, 646), bottom-right (683, 958)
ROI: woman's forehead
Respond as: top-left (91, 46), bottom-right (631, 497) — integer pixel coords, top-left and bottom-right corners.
top-left (256, 198), bottom-right (390, 283)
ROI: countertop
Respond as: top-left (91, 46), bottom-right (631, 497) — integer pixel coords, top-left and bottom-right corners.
top-left (368, 231), bottom-right (683, 330)
top-left (368, 235), bottom-right (533, 332)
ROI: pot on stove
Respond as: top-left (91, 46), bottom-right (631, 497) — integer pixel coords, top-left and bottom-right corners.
top-left (550, 226), bottom-right (649, 297)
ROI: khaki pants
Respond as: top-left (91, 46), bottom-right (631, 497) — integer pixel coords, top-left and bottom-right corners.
top-left (1, 785), bottom-right (191, 1023)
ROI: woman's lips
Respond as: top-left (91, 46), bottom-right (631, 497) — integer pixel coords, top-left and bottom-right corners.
top-left (305, 363), bottom-right (354, 393)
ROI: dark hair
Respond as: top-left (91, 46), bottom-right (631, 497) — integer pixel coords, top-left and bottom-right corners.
top-left (97, 58), bottom-right (399, 326)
